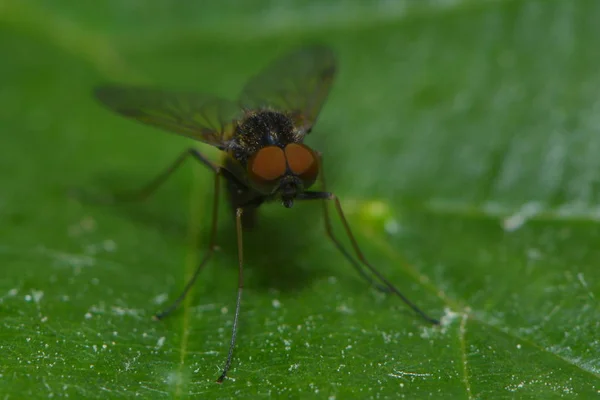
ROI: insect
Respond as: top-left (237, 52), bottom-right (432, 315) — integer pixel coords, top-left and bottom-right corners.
top-left (92, 45), bottom-right (439, 382)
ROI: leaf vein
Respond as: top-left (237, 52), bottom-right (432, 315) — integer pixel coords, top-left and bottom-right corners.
top-left (459, 312), bottom-right (474, 399)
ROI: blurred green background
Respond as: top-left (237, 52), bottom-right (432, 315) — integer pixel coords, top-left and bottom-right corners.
top-left (1, 0), bottom-right (599, 398)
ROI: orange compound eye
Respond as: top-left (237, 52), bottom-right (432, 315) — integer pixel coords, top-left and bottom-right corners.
top-left (247, 146), bottom-right (287, 192)
top-left (284, 143), bottom-right (319, 188)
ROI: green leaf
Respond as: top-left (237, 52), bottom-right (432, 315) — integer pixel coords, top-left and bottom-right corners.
top-left (1, 0), bottom-right (599, 398)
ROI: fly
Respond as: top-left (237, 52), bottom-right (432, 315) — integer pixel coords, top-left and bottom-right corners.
top-left (90, 45), bottom-right (439, 382)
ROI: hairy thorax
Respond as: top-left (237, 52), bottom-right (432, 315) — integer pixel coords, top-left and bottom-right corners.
top-left (229, 110), bottom-right (301, 165)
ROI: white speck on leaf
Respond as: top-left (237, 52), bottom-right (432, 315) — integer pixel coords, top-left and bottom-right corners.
top-left (440, 307), bottom-right (461, 328)
top-left (336, 304), bottom-right (354, 315)
top-left (421, 307), bottom-right (462, 338)
top-left (32, 290), bottom-right (44, 303)
top-left (502, 202), bottom-right (542, 232)
top-left (389, 370), bottom-right (432, 379)
top-left (289, 363), bottom-right (300, 372)
top-left (382, 331), bottom-right (392, 344)
top-left (111, 306), bottom-right (142, 318)
top-left (577, 272), bottom-right (594, 299)
top-left (153, 293), bottom-right (169, 305)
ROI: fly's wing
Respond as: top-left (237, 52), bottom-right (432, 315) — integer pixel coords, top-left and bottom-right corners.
top-left (239, 45), bottom-right (337, 135)
top-left (94, 85), bottom-right (242, 149)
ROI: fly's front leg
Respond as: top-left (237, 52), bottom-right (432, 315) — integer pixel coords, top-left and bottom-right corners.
top-left (71, 148), bottom-right (219, 204)
top-left (298, 190), bottom-right (439, 325)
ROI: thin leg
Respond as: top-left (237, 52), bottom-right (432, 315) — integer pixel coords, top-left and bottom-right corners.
top-left (77, 147), bottom-right (246, 321)
top-left (298, 191), bottom-right (439, 325)
top-left (217, 207), bottom-right (245, 383)
top-left (153, 165), bottom-right (222, 320)
top-left (72, 148), bottom-right (219, 204)
top-left (112, 148), bottom-right (219, 203)
top-left (317, 156), bottom-right (390, 293)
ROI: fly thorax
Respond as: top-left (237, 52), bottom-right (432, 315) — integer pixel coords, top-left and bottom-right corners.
top-left (234, 110), bottom-right (298, 162)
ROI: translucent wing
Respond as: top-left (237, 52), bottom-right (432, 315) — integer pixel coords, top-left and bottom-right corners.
top-left (239, 45), bottom-right (337, 135)
top-left (94, 85), bottom-right (242, 149)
